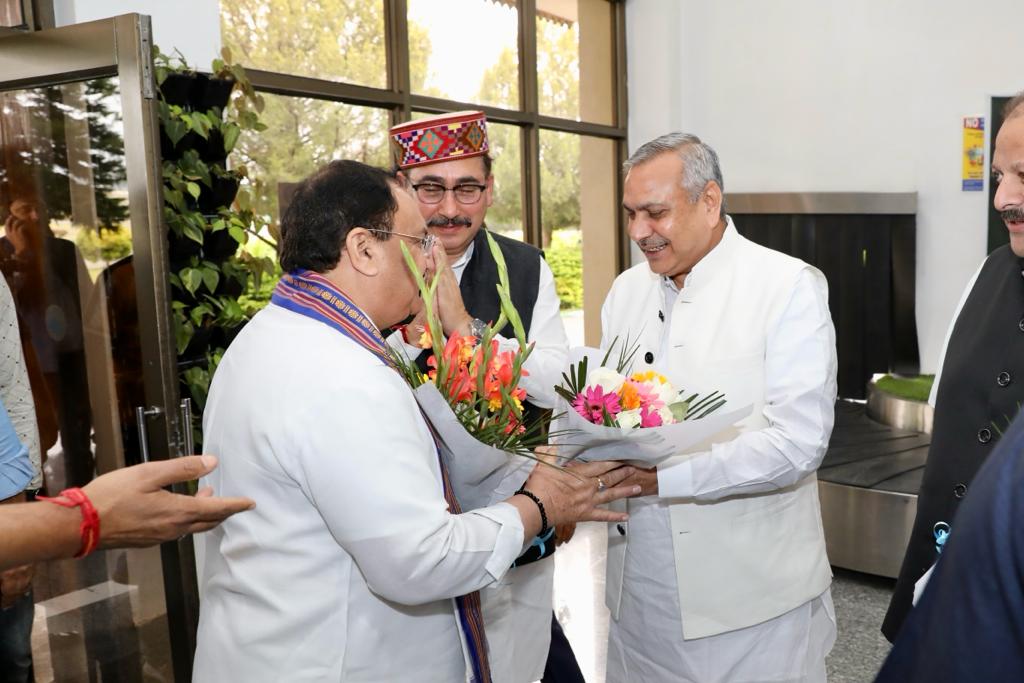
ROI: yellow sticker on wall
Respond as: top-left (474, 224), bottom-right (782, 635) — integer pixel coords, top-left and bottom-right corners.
top-left (962, 117), bottom-right (985, 191)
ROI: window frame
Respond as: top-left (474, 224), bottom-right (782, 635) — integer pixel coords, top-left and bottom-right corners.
top-left (242, 0), bottom-right (630, 272)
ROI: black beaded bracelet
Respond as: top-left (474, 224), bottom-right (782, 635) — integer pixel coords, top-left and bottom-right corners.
top-left (515, 487), bottom-right (549, 535)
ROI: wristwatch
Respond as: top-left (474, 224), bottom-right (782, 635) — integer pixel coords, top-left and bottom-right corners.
top-left (468, 317), bottom-right (487, 341)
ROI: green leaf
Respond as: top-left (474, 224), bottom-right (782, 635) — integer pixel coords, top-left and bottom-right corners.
top-left (229, 225), bottom-right (247, 245)
top-left (222, 122), bottom-right (241, 154)
top-left (182, 219), bottom-right (204, 244)
top-left (164, 118), bottom-right (188, 146)
top-left (201, 266), bottom-right (220, 293)
top-left (186, 182), bottom-right (201, 200)
top-left (190, 303), bottom-right (212, 326)
top-left (181, 267), bottom-right (202, 295)
top-left (668, 401), bottom-right (689, 422)
top-left (222, 298), bottom-right (244, 321)
top-left (175, 319), bottom-right (194, 355)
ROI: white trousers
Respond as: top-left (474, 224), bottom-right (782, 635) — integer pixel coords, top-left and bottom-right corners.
top-left (606, 498), bottom-right (836, 683)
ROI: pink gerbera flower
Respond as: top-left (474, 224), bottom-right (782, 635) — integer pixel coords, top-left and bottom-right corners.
top-left (639, 404), bottom-right (663, 428)
top-left (573, 385), bottom-right (622, 425)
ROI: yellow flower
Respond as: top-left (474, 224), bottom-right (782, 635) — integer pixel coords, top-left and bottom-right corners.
top-left (619, 381), bottom-right (641, 410)
top-left (632, 370), bottom-right (667, 384)
top-left (417, 327), bottom-right (433, 349)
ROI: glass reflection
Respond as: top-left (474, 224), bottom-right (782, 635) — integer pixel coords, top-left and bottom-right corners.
top-left (0, 77), bottom-right (173, 681)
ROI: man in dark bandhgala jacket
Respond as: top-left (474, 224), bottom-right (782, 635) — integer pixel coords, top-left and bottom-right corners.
top-left (386, 111), bottom-right (581, 683)
top-left (883, 91), bottom-right (1024, 641)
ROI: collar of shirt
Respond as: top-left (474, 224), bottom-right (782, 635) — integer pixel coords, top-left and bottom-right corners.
top-left (661, 216), bottom-right (739, 303)
top-left (449, 240), bottom-right (476, 284)
top-left (656, 217), bottom-right (738, 362)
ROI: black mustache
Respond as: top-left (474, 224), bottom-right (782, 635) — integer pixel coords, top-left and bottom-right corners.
top-left (637, 236), bottom-right (670, 250)
top-left (1001, 208), bottom-right (1024, 223)
top-left (427, 216), bottom-right (472, 228)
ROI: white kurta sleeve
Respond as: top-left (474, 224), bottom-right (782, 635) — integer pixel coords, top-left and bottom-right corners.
top-left (491, 257), bottom-right (569, 409)
top-left (289, 365), bottom-right (526, 606)
top-left (657, 268), bottom-right (838, 500)
top-left (0, 276), bottom-right (41, 489)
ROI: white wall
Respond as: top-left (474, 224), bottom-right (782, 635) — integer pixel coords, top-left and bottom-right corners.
top-left (626, 0), bottom-right (1024, 372)
top-left (53, 0), bottom-right (221, 69)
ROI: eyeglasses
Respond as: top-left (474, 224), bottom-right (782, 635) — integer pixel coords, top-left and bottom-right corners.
top-left (365, 228), bottom-right (437, 252)
top-left (411, 182), bottom-right (487, 205)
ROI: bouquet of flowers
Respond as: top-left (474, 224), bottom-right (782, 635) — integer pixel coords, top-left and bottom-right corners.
top-left (553, 340), bottom-right (752, 465)
top-left (390, 232), bottom-right (560, 510)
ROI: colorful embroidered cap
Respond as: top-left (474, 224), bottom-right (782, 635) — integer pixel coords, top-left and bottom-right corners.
top-left (390, 111), bottom-right (489, 169)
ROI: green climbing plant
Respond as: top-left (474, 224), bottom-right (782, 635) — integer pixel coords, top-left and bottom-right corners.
top-left (155, 47), bottom-right (277, 413)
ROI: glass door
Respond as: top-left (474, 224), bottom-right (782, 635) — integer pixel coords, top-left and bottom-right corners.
top-left (0, 15), bottom-right (195, 682)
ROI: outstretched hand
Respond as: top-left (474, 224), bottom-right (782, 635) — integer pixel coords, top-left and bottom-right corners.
top-left (83, 455), bottom-right (255, 549)
top-left (522, 459), bottom-right (638, 529)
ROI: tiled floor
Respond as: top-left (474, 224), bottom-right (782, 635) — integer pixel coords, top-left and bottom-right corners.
top-left (553, 523), bottom-right (895, 683)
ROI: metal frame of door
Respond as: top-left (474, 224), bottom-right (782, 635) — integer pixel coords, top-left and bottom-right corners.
top-left (0, 14), bottom-right (199, 681)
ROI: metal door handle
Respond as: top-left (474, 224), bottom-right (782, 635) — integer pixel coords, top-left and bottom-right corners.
top-left (180, 398), bottom-right (194, 456)
top-left (135, 405), bottom-right (163, 463)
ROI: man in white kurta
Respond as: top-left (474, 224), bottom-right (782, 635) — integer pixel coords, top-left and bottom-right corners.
top-left (603, 134), bottom-right (837, 682)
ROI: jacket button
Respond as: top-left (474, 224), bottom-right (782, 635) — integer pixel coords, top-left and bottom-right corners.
top-left (1019, 317), bottom-right (1024, 332)
top-left (644, 351), bottom-right (654, 364)
top-left (616, 523), bottom-right (627, 536)
top-left (997, 371), bottom-right (1012, 387)
top-left (953, 483), bottom-right (967, 498)
top-left (978, 427), bottom-right (992, 444)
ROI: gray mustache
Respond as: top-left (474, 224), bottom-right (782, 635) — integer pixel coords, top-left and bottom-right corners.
top-left (1001, 208), bottom-right (1024, 223)
top-left (428, 216), bottom-right (472, 228)
top-left (637, 236), bottom-right (670, 250)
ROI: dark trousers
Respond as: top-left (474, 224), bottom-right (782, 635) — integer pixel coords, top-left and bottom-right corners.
top-left (542, 612), bottom-right (585, 683)
top-left (0, 591), bottom-right (34, 683)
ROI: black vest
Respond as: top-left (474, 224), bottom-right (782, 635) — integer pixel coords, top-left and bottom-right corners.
top-left (883, 245), bottom-right (1024, 640)
top-left (415, 229), bottom-right (547, 426)
top-left (458, 228), bottom-right (540, 338)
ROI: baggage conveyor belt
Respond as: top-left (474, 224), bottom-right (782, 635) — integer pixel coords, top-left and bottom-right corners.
top-left (817, 400), bottom-right (929, 578)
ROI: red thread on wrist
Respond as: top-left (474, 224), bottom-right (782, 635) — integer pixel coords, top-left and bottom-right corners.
top-left (38, 488), bottom-right (101, 558)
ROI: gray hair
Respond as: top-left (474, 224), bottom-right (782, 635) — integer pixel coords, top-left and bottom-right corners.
top-left (624, 132), bottom-right (726, 218)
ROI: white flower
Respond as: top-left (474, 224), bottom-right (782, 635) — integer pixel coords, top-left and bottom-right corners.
top-left (652, 379), bottom-right (678, 406)
top-left (657, 406), bottom-right (676, 425)
top-left (586, 367), bottom-right (626, 394)
top-left (617, 408), bottom-right (642, 431)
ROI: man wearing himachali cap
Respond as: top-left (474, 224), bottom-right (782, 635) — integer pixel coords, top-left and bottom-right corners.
top-left (388, 112), bottom-right (578, 683)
